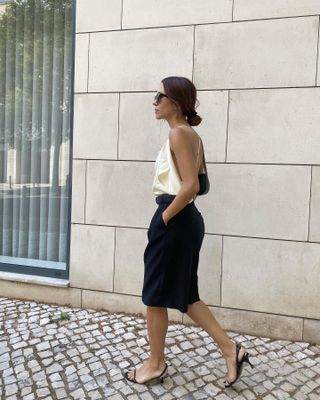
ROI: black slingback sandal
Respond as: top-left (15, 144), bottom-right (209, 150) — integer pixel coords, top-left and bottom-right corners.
top-left (124, 363), bottom-right (168, 385)
top-left (224, 343), bottom-right (253, 388)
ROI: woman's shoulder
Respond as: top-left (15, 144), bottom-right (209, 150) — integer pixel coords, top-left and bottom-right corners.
top-left (173, 124), bottom-right (203, 150)
top-left (169, 124), bottom-right (198, 142)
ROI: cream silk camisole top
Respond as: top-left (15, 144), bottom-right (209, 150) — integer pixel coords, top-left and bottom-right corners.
top-left (152, 136), bottom-right (202, 204)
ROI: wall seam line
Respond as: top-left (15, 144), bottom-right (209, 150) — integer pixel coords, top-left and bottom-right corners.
top-left (191, 25), bottom-right (196, 82)
top-left (315, 15), bottom-right (320, 85)
top-left (72, 159), bottom-right (320, 167)
top-left (75, 14), bottom-right (320, 34)
top-left (220, 236), bottom-right (224, 307)
top-left (86, 33), bottom-right (90, 92)
top-left (74, 288), bottom-right (318, 321)
top-left (307, 166), bottom-right (313, 241)
top-left (117, 93), bottom-right (121, 160)
top-left (68, 223), bottom-right (320, 244)
top-left (225, 90), bottom-right (230, 162)
top-left (112, 228), bottom-right (116, 292)
top-left (120, 0), bottom-right (123, 30)
top-left (84, 160), bottom-right (87, 224)
top-left (74, 85), bottom-right (320, 94)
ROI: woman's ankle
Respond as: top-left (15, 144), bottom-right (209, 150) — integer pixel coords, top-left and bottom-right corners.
top-left (148, 356), bottom-right (166, 369)
top-left (221, 340), bottom-right (236, 358)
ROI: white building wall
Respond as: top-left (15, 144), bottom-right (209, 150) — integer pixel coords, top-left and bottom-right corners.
top-left (69, 0), bottom-right (320, 343)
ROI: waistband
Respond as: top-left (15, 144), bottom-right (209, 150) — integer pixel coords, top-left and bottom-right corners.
top-left (155, 194), bottom-right (176, 204)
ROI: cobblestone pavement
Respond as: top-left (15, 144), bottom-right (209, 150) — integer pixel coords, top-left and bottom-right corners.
top-left (0, 297), bottom-right (319, 400)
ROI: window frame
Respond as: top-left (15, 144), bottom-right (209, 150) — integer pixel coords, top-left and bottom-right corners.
top-left (0, 0), bottom-right (76, 280)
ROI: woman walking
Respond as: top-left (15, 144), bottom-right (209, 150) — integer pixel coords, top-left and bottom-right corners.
top-left (125, 76), bottom-right (253, 387)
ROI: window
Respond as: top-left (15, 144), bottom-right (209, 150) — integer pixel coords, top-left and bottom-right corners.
top-left (0, 0), bottom-right (75, 278)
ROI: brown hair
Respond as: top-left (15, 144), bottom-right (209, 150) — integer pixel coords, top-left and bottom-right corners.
top-left (161, 76), bottom-right (202, 126)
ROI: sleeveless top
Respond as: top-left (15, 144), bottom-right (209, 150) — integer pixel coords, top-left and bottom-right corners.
top-left (152, 135), bottom-right (202, 204)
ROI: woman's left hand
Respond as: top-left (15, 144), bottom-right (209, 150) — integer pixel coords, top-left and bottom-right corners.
top-left (162, 211), bottom-right (169, 226)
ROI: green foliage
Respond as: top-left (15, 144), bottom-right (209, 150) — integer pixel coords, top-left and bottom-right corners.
top-left (59, 311), bottom-right (70, 321)
top-left (0, 0), bottom-right (73, 147)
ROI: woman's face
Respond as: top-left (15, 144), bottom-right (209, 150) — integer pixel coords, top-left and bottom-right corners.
top-left (153, 82), bottom-right (177, 120)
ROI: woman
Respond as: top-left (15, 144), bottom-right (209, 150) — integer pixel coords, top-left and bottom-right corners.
top-left (125, 76), bottom-right (253, 387)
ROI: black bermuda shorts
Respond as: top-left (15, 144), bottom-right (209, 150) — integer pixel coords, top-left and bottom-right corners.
top-left (142, 194), bottom-right (205, 313)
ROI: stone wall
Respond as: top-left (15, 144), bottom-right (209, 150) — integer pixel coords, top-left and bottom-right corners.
top-left (69, 0), bottom-right (320, 343)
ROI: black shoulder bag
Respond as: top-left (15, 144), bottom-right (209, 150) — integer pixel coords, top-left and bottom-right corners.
top-left (197, 141), bottom-right (210, 195)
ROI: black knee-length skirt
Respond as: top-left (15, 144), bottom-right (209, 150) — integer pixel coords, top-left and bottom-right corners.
top-left (142, 194), bottom-right (205, 313)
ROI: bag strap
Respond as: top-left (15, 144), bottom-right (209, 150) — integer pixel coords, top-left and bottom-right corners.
top-left (192, 137), bottom-right (208, 201)
top-left (197, 136), bottom-right (208, 175)
top-left (196, 135), bottom-right (201, 167)
top-left (196, 136), bottom-right (204, 173)
top-left (201, 143), bottom-right (208, 176)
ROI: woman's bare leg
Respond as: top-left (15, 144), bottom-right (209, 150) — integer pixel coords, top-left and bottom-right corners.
top-left (187, 300), bottom-right (246, 383)
top-left (127, 306), bottom-right (168, 382)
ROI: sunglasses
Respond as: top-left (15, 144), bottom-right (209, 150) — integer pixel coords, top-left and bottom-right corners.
top-left (154, 91), bottom-right (169, 103)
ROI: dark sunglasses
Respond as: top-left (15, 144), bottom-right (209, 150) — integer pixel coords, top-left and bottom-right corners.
top-left (154, 91), bottom-right (168, 103)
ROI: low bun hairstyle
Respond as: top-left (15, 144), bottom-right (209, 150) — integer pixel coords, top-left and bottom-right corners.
top-left (161, 76), bottom-right (202, 126)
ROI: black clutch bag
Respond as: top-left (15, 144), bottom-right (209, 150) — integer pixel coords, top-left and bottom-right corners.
top-left (197, 143), bottom-right (210, 195)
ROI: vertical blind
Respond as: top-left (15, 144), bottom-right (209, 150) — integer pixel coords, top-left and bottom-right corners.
top-left (0, 0), bottom-right (72, 272)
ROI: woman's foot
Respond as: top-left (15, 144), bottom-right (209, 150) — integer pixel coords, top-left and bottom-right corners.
top-left (125, 359), bottom-right (167, 384)
top-left (223, 341), bottom-right (248, 385)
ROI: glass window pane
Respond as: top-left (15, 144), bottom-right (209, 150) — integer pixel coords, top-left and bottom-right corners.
top-left (0, 0), bottom-right (73, 277)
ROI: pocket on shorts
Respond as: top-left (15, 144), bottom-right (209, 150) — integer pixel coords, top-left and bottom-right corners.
top-left (159, 211), bottom-right (167, 229)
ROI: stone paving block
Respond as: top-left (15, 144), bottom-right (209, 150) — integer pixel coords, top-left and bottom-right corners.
top-left (0, 296), bottom-right (319, 399)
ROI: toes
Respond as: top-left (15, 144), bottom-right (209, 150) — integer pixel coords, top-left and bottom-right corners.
top-left (126, 369), bottom-right (134, 381)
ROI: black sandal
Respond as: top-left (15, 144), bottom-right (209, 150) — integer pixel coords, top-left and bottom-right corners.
top-left (124, 363), bottom-right (168, 384)
top-left (224, 343), bottom-right (253, 387)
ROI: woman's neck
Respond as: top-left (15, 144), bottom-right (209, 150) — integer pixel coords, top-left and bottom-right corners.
top-left (166, 115), bottom-right (189, 129)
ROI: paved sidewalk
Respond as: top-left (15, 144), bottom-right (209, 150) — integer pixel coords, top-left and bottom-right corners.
top-left (0, 297), bottom-right (319, 400)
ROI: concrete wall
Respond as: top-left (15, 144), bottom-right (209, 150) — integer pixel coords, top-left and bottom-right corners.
top-left (20, 0), bottom-right (320, 343)
top-left (69, 0), bottom-right (320, 342)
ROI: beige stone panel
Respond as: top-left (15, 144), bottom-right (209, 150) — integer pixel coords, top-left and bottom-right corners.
top-left (74, 33), bottom-right (89, 93)
top-left (195, 91), bottom-right (228, 163)
top-left (76, 0), bottom-right (121, 33)
top-left (73, 94), bottom-right (118, 159)
top-left (122, 0), bottom-right (232, 28)
top-left (69, 224), bottom-right (114, 291)
top-left (89, 27), bottom-right (193, 92)
top-left (222, 236), bottom-right (320, 319)
top-left (310, 167), bottom-right (320, 242)
top-left (82, 290), bottom-right (182, 322)
top-left (71, 160), bottom-right (86, 223)
top-left (119, 93), bottom-right (168, 161)
top-left (114, 227), bottom-right (147, 295)
top-left (196, 164), bottom-right (310, 240)
top-left (228, 88), bottom-right (320, 164)
top-left (234, 0), bottom-right (320, 20)
top-left (183, 307), bottom-right (303, 341)
top-left (194, 17), bottom-right (318, 89)
top-left (198, 235), bottom-right (222, 306)
top-left (0, 280), bottom-right (81, 308)
top-left (86, 161), bottom-right (156, 227)
top-left (303, 319), bottom-right (320, 344)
